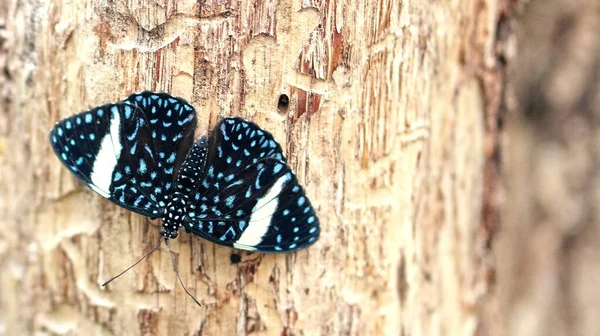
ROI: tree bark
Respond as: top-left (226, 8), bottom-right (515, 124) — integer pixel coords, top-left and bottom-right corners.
top-left (0, 0), bottom-right (511, 335)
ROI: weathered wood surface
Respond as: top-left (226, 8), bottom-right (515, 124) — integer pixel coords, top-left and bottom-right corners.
top-left (0, 0), bottom-right (510, 335)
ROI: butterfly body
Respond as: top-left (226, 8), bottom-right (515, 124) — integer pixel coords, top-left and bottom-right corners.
top-left (50, 92), bottom-right (320, 252)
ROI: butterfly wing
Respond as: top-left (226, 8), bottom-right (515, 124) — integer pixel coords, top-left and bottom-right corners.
top-left (182, 118), bottom-right (320, 252)
top-left (121, 91), bottom-right (197, 182)
top-left (49, 92), bottom-right (197, 217)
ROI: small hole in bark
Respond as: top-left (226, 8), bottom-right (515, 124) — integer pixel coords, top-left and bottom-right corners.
top-left (230, 253), bottom-right (242, 264)
top-left (277, 94), bottom-right (290, 113)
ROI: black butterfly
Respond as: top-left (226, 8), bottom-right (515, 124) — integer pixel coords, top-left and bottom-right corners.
top-left (50, 91), bottom-right (320, 253)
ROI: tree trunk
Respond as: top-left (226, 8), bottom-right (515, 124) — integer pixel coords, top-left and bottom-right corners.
top-left (497, 1), bottom-right (600, 335)
top-left (0, 0), bottom-right (511, 335)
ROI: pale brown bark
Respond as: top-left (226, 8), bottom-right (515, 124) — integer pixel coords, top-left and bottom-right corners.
top-left (0, 0), bottom-right (509, 335)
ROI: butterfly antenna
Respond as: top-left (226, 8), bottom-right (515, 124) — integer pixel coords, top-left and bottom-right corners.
top-left (165, 239), bottom-right (202, 307)
top-left (102, 237), bottom-right (164, 287)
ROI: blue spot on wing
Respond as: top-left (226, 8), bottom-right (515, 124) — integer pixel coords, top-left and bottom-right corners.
top-left (124, 105), bottom-right (132, 119)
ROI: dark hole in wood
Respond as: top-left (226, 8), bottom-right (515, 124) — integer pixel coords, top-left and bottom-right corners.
top-left (230, 253), bottom-right (242, 264)
top-left (277, 94), bottom-right (290, 113)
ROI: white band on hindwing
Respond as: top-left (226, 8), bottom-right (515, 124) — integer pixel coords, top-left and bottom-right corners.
top-left (233, 173), bottom-right (289, 250)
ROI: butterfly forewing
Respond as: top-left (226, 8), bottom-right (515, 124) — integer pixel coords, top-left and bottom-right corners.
top-left (49, 92), bottom-right (197, 218)
top-left (183, 118), bottom-right (320, 252)
top-left (50, 103), bottom-right (115, 195)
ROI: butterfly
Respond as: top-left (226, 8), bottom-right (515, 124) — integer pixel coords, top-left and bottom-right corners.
top-left (49, 91), bottom-right (320, 252)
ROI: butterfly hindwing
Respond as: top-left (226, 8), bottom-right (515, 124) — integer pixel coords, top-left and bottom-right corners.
top-left (234, 167), bottom-right (320, 252)
top-left (183, 118), bottom-right (320, 252)
top-left (206, 117), bottom-right (286, 168)
top-left (121, 91), bottom-right (197, 183)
